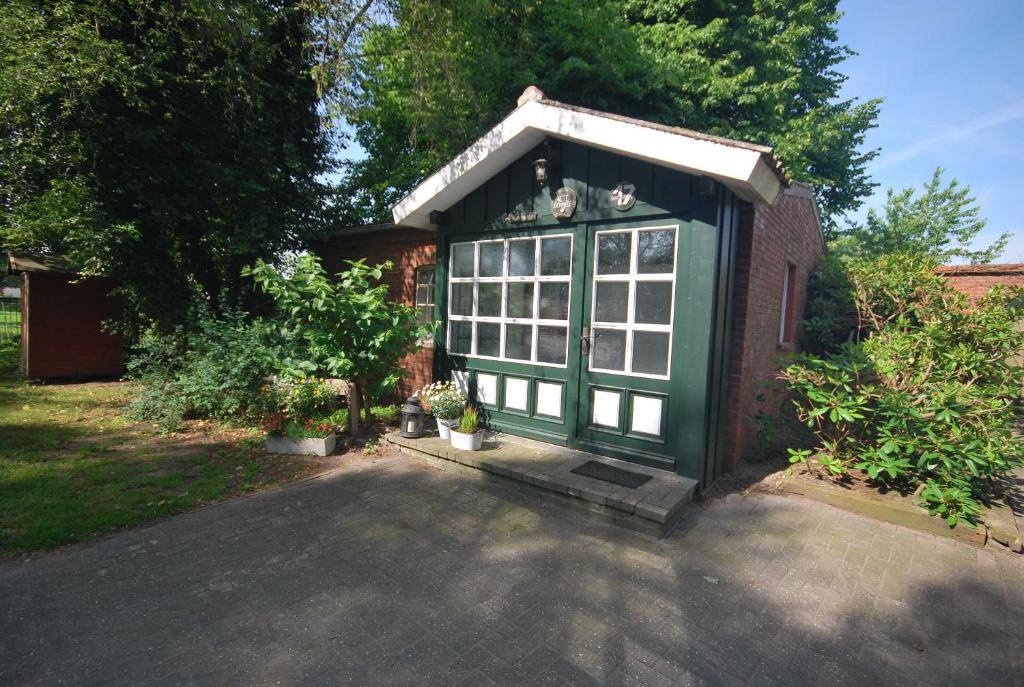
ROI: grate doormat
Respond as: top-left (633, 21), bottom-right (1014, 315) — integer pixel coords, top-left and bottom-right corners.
top-left (571, 460), bottom-right (652, 489)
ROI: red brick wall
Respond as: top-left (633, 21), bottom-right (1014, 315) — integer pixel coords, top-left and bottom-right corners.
top-left (936, 264), bottom-right (1024, 302)
top-left (723, 184), bottom-right (825, 469)
top-left (23, 272), bottom-right (124, 379)
top-left (311, 226), bottom-right (438, 399)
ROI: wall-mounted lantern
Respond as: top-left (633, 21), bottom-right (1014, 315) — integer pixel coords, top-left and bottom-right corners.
top-left (400, 396), bottom-right (425, 438)
top-left (533, 141), bottom-right (553, 185)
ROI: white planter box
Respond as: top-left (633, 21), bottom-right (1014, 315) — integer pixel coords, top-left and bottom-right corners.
top-left (435, 418), bottom-right (458, 439)
top-left (266, 433), bottom-right (337, 456)
top-left (450, 429), bottom-right (483, 451)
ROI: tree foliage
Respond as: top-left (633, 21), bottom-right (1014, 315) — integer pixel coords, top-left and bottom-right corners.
top-left (833, 167), bottom-right (1009, 264)
top-left (783, 254), bottom-right (1024, 527)
top-left (338, 0), bottom-right (879, 224)
top-left (0, 1), bottom-right (330, 328)
top-left (244, 254), bottom-right (433, 429)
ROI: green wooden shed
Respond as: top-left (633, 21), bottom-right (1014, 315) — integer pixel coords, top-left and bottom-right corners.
top-left (320, 87), bottom-right (824, 489)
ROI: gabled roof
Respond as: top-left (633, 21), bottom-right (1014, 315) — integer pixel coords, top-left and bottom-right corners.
top-left (7, 251), bottom-right (74, 275)
top-left (392, 86), bottom-right (789, 229)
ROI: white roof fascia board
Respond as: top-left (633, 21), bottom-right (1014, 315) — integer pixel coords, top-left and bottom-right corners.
top-left (392, 100), bottom-right (782, 229)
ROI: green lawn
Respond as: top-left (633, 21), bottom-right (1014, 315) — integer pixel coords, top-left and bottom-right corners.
top-left (0, 338), bottom-right (340, 554)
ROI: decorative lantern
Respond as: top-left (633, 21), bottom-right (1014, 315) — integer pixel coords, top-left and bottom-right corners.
top-left (400, 396), bottom-right (425, 438)
top-left (532, 156), bottom-right (549, 185)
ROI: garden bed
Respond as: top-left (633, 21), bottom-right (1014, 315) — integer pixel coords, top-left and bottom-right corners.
top-left (756, 465), bottom-right (1022, 551)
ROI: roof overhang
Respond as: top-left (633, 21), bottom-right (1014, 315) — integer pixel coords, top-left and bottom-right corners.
top-left (7, 251), bottom-right (74, 275)
top-left (392, 97), bottom-right (787, 229)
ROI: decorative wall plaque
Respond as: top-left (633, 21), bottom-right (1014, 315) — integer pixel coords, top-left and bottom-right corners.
top-left (551, 187), bottom-right (577, 219)
top-left (611, 182), bottom-right (637, 211)
top-left (502, 211), bottom-right (538, 224)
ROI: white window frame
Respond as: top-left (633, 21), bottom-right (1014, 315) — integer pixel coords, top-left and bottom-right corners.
top-left (588, 225), bottom-right (678, 380)
top-left (447, 234), bottom-right (573, 367)
top-left (779, 262), bottom-right (795, 345)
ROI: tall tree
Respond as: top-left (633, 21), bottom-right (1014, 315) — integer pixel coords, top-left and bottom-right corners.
top-left (339, 0), bottom-right (879, 225)
top-left (834, 168), bottom-right (1008, 264)
top-left (0, 1), bottom-right (331, 328)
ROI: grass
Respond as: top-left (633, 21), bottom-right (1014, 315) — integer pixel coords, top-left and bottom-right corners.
top-left (0, 338), bottom-right (342, 555)
top-left (0, 299), bottom-right (19, 340)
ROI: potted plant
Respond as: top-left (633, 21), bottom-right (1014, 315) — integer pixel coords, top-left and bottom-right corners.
top-left (264, 414), bottom-right (338, 456)
top-left (262, 377), bottom-right (342, 456)
top-left (449, 404), bottom-right (483, 451)
top-left (419, 382), bottom-right (465, 439)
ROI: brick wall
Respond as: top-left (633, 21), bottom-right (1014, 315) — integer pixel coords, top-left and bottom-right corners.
top-left (723, 184), bottom-right (825, 469)
top-left (311, 226), bottom-right (438, 399)
top-left (936, 264), bottom-right (1024, 302)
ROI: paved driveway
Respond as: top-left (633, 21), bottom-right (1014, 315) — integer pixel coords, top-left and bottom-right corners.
top-left (1, 452), bottom-right (1021, 686)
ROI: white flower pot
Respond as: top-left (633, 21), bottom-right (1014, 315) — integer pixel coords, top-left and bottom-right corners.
top-left (266, 433), bottom-right (337, 456)
top-left (449, 429), bottom-right (483, 451)
top-left (435, 418), bottom-right (458, 439)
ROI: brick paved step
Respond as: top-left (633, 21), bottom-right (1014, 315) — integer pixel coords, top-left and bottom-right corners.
top-left (387, 430), bottom-right (697, 537)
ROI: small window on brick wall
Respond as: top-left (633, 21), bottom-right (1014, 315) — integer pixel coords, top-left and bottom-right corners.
top-left (415, 265), bottom-right (436, 326)
top-left (779, 262), bottom-right (797, 344)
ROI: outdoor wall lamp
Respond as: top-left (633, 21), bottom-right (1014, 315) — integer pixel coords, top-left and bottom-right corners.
top-left (533, 141), bottom-right (553, 185)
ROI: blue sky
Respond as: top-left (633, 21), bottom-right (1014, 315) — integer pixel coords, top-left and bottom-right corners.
top-left (837, 1), bottom-right (1024, 262)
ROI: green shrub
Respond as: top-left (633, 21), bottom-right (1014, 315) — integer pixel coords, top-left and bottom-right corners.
top-left (458, 405), bottom-right (479, 434)
top-left (128, 306), bottom-right (280, 432)
top-left (371, 404), bottom-right (401, 424)
top-left (782, 253), bottom-right (1024, 527)
top-left (284, 377), bottom-right (341, 422)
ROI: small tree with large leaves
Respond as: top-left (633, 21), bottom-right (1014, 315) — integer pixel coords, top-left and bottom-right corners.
top-left (244, 254), bottom-right (434, 434)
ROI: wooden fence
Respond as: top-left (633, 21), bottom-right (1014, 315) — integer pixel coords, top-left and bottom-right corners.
top-left (0, 298), bottom-right (19, 340)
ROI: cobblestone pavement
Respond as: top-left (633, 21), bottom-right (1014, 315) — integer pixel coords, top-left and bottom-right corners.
top-left (1, 452), bottom-right (1021, 686)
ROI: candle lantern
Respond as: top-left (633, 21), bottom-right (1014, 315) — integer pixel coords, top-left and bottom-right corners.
top-left (400, 396), bottom-right (425, 438)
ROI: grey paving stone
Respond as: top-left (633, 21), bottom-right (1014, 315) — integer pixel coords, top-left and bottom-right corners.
top-left (0, 453), bottom-right (1020, 687)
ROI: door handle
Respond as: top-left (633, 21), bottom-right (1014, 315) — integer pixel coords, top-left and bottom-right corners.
top-left (581, 327), bottom-right (591, 356)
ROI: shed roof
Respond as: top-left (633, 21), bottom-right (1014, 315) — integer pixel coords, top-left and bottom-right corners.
top-left (7, 252), bottom-right (75, 275)
top-left (392, 86), bottom-right (789, 230)
top-left (936, 264), bottom-right (1024, 276)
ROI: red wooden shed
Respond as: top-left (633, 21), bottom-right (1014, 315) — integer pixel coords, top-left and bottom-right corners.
top-left (7, 252), bottom-right (124, 380)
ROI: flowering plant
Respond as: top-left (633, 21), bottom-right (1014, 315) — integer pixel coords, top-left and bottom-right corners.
top-left (285, 376), bottom-right (340, 421)
top-left (419, 381), bottom-right (465, 420)
top-left (262, 411), bottom-right (288, 436)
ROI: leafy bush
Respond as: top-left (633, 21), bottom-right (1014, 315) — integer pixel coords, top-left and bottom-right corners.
top-left (371, 404), bottom-right (401, 424)
top-left (128, 307), bottom-right (280, 432)
top-left (782, 253), bottom-right (1024, 527)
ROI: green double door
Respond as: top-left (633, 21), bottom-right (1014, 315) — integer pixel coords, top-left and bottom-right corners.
top-left (571, 219), bottom-right (681, 471)
top-left (446, 217), bottom-right (686, 472)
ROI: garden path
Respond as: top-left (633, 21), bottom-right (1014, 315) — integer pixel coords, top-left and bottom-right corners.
top-left (1, 450), bottom-right (1020, 686)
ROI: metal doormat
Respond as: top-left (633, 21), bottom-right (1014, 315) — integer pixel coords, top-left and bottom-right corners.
top-left (571, 460), bottom-right (651, 489)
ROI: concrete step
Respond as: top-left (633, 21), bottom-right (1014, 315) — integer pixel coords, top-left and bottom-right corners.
top-left (387, 430), bottom-right (697, 537)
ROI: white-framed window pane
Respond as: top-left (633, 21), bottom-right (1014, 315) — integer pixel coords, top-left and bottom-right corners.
top-left (637, 229), bottom-right (675, 273)
top-left (634, 282), bottom-right (672, 325)
top-left (632, 331), bottom-right (669, 376)
top-left (597, 233), bottom-right (631, 274)
top-left (479, 242), bottom-right (504, 277)
top-left (478, 283), bottom-right (502, 317)
top-left (477, 323), bottom-right (500, 357)
top-left (451, 283), bottom-right (473, 316)
top-left (447, 235), bottom-right (571, 367)
top-left (452, 244), bottom-right (475, 277)
top-left (538, 282), bottom-right (569, 320)
top-left (537, 326), bottom-right (567, 365)
top-left (450, 321), bottom-right (472, 354)
top-left (595, 282), bottom-right (629, 323)
top-left (592, 328), bottom-right (626, 371)
top-left (509, 239), bottom-right (536, 276)
top-left (541, 237), bottom-right (571, 275)
top-left (507, 283), bottom-right (534, 319)
top-left (505, 324), bottom-right (532, 360)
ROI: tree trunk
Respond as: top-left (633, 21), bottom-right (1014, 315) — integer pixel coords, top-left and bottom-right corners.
top-left (360, 376), bottom-right (372, 426)
top-left (347, 378), bottom-right (360, 441)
